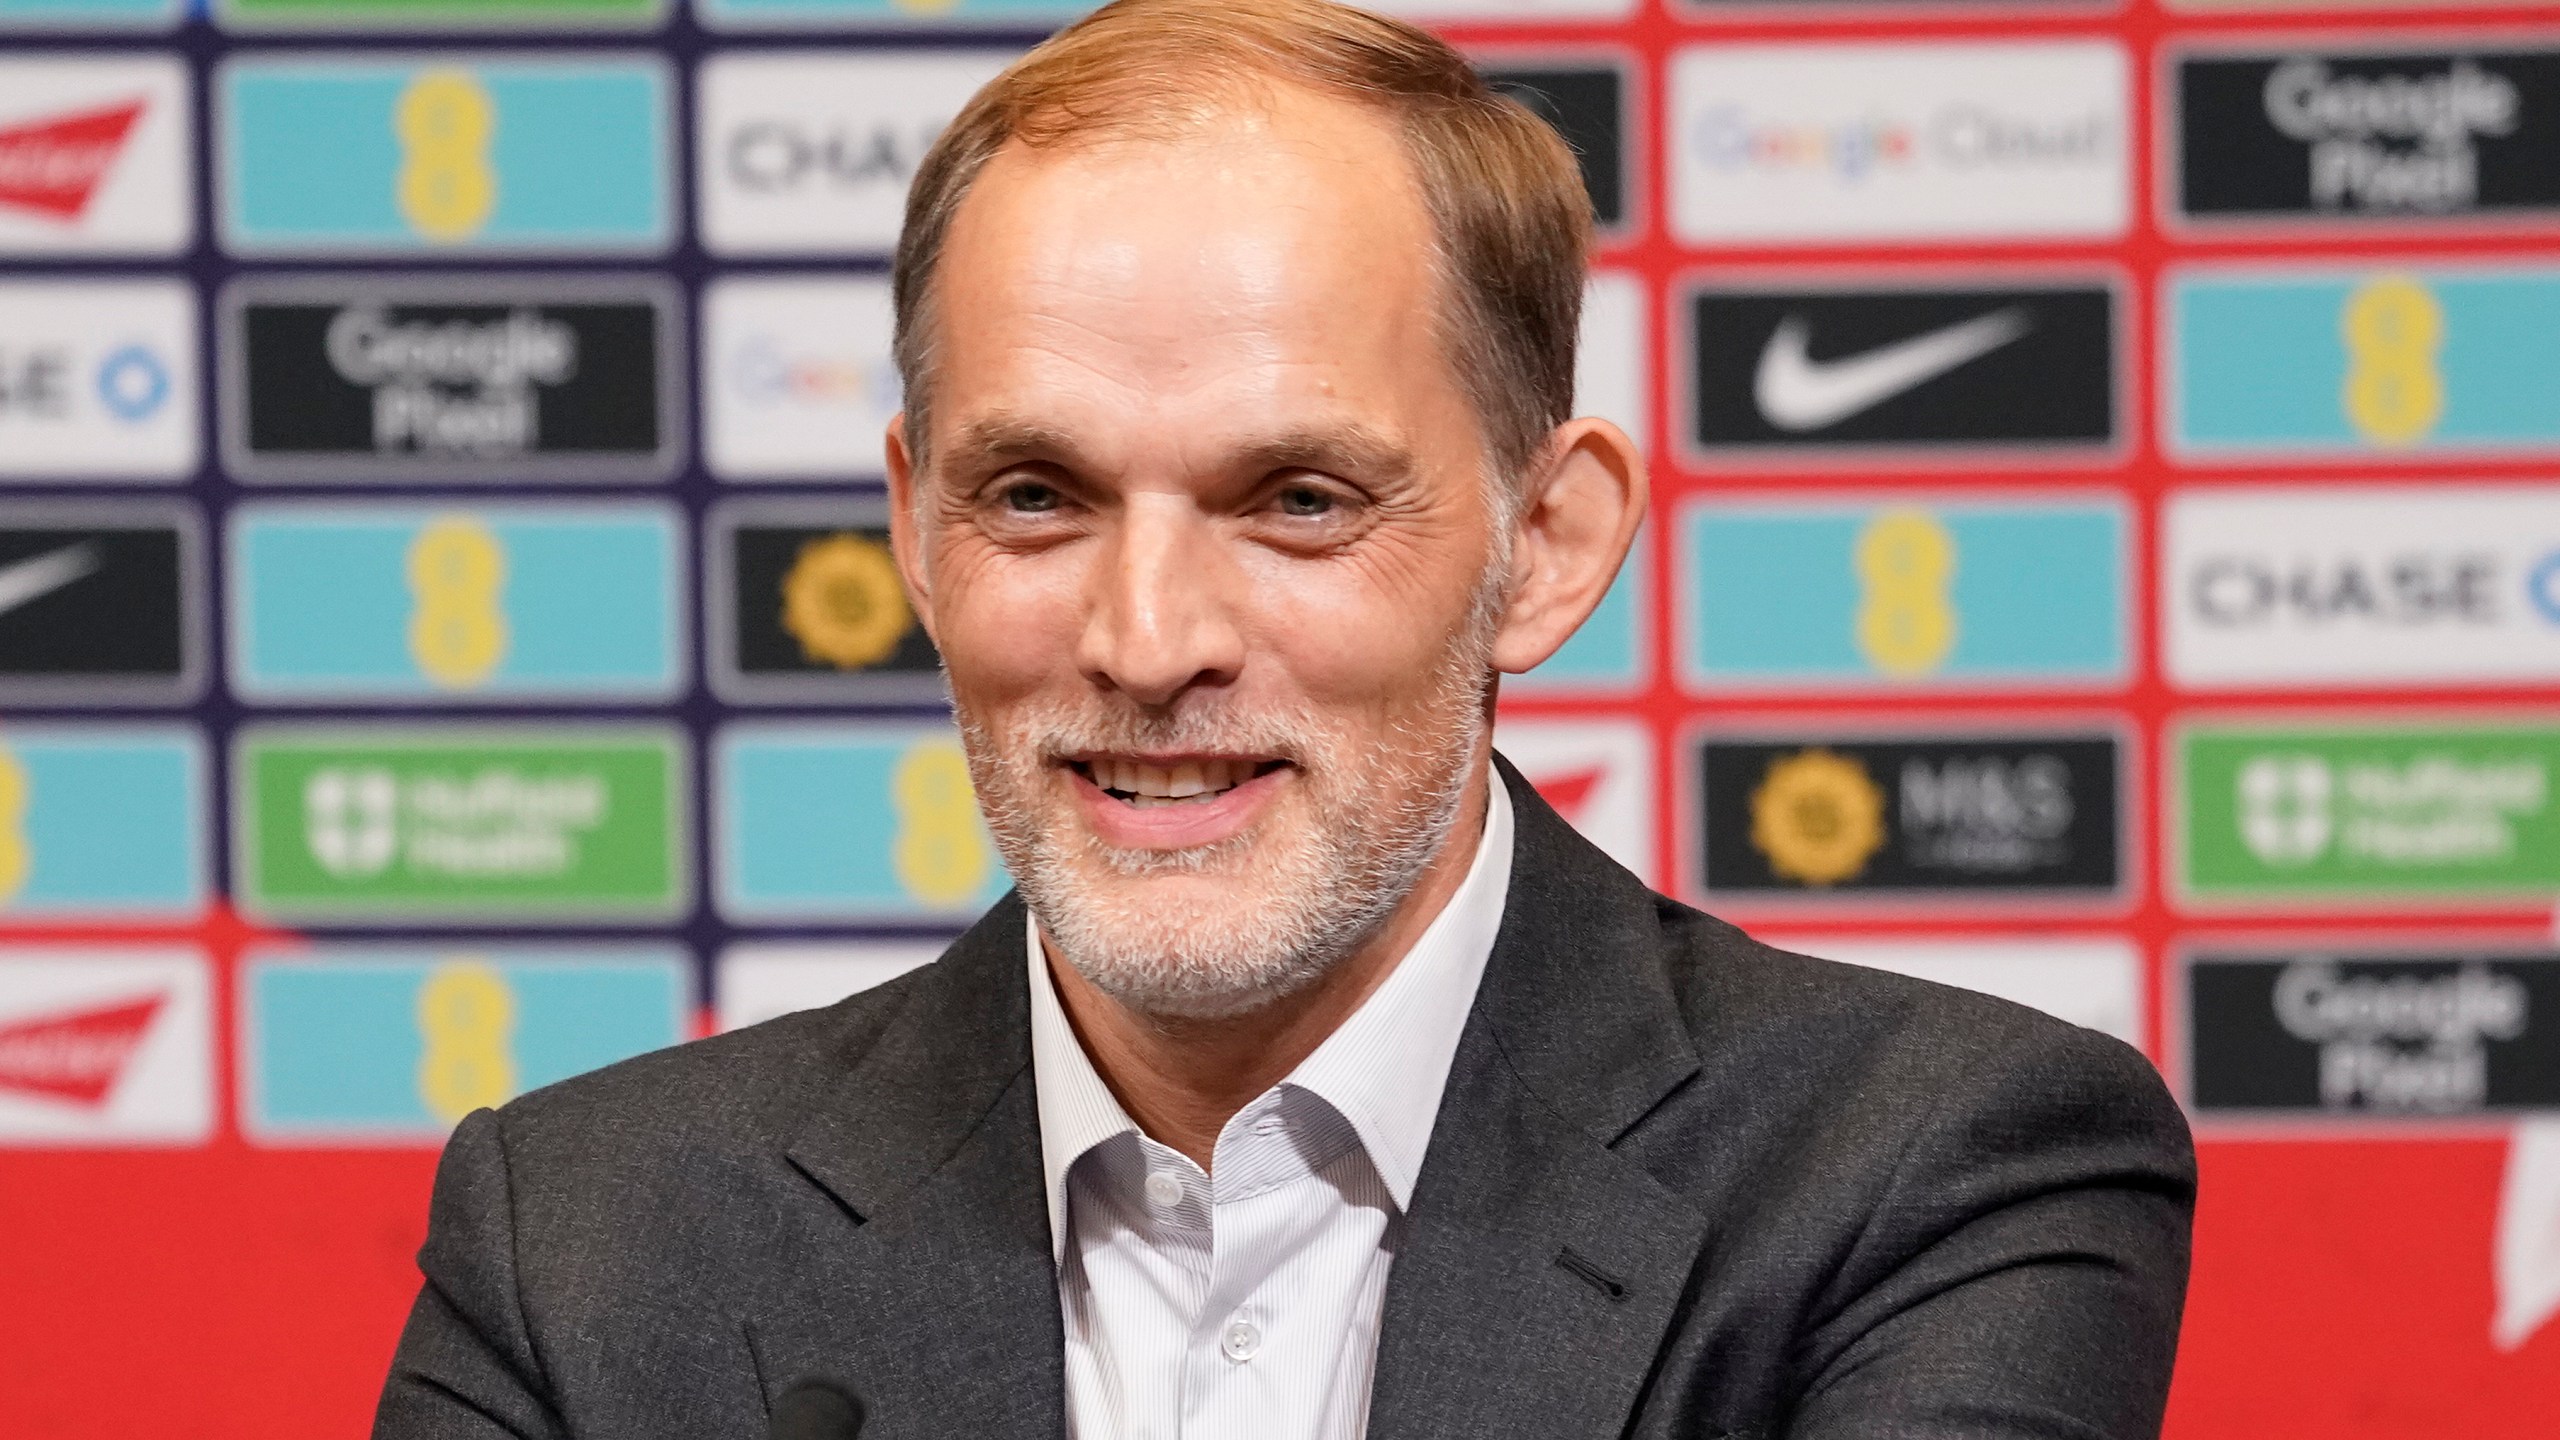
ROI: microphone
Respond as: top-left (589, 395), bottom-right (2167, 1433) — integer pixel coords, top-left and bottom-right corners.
top-left (770, 1379), bottom-right (865, 1440)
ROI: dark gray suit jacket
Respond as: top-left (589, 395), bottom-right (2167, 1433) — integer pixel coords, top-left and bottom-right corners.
top-left (376, 761), bottom-right (2195, 1440)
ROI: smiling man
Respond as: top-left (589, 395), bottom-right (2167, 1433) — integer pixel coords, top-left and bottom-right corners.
top-left (374, 4), bottom-right (2195, 1438)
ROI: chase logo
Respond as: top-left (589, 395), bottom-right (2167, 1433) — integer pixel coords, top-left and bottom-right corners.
top-left (0, 726), bottom-right (204, 920)
top-left (2170, 264), bottom-right (2560, 458)
top-left (241, 948), bottom-right (686, 1144)
top-left (0, 279), bottom-right (196, 480)
top-left (698, 51), bottom-right (1015, 258)
top-left (218, 55), bottom-right (670, 256)
top-left (715, 724), bottom-right (1010, 922)
top-left (1681, 499), bottom-right (2126, 690)
top-left (230, 504), bottom-right (682, 702)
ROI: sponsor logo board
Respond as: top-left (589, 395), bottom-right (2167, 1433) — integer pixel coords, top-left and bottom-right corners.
top-left (715, 941), bottom-right (944, 1033)
top-left (0, 280), bottom-right (196, 481)
top-left (219, 55), bottom-right (670, 255)
top-left (2170, 264), bottom-right (2560, 458)
top-left (0, 55), bottom-right (189, 255)
top-left (234, 726), bottom-right (687, 923)
top-left (1481, 57), bottom-right (1632, 235)
top-left (230, 503), bottom-right (682, 702)
top-left (707, 499), bottom-right (942, 706)
top-left (220, 0), bottom-right (662, 26)
top-left (698, 50), bottom-right (1014, 257)
top-left (702, 275), bottom-right (899, 481)
top-left (1490, 719), bottom-right (1655, 883)
top-left (715, 723), bottom-right (1010, 923)
top-left (0, 727), bottom-right (204, 919)
top-left (2178, 718), bottom-right (2560, 905)
top-left (2166, 485), bottom-right (2560, 688)
top-left (242, 948), bottom-right (686, 1143)
top-left (0, 0), bottom-right (179, 27)
top-left (2172, 43), bottom-right (2560, 229)
top-left (1684, 276), bottom-right (2117, 460)
top-left (222, 274), bottom-right (679, 483)
top-left (1777, 936), bottom-right (2143, 1045)
top-left (2184, 948), bottom-right (2560, 1117)
top-left (0, 948), bottom-right (210, 1145)
top-left (700, 0), bottom-right (1631, 23)
top-left (1695, 728), bottom-right (2125, 903)
top-left (1682, 498), bottom-right (2127, 690)
top-left (1671, 41), bottom-right (2130, 245)
top-left (0, 502), bottom-right (201, 704)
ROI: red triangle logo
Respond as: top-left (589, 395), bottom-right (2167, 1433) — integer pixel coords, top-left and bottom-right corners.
top-left (1530, 764), bottom-right (1607, 823)
top-left (0, 98), bottom-right (147, 222)
top-left (0, 992), bottom-right (165, 1108)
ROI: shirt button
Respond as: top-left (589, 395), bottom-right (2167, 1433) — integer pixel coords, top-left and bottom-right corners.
top-left (1221, 1319), bottom-right (1261, 1362)
top-left (1144, 1171), bottom-right (1185, 1209)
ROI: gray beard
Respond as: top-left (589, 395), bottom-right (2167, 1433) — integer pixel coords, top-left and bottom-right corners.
top-left (954, 577), bottom-right (1502, 1021)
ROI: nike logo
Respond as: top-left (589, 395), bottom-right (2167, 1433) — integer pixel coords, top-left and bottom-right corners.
top-left (0, 542), bottom-right (102, 618)
top-left (1753, 307), bottom-right (2035, 433)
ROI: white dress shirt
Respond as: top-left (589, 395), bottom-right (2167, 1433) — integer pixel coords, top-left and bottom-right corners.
top-left (1028, 778), bottom-right (1515, 1440)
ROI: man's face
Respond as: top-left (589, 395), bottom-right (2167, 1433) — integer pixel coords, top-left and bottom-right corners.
top-left (891, 88), bottom-right (1510, 1019)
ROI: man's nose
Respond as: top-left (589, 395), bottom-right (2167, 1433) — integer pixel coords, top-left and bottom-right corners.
top-left (1075, 496), bottom-right (1245, 707)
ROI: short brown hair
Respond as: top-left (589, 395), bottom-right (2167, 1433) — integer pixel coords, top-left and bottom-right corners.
top-left (890, 0), bottom-right (1591, 485)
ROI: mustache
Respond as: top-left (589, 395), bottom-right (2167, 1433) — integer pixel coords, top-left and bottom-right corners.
top-left (1010, 698), bottom-right (1334, 768)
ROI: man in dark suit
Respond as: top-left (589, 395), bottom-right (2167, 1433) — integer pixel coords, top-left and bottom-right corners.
top-left (375, 2), bottom-right (2194, 1437)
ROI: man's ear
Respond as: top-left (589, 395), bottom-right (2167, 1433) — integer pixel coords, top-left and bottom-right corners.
top-left (882, 414), bottom-right (939, 645)
top-left (1491, 416), bottom-right (1647, 675)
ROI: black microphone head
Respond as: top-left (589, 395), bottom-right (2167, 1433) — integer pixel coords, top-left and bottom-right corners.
top-left (770, 1378), bottom-right (865, 1440)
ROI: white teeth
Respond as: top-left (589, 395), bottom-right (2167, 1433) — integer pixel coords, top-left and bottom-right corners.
top-left (1092, 757), bottom-right (1258, 801)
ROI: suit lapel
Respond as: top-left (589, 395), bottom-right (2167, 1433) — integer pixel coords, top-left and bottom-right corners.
top-left (1367, 759), bottom-right (1710, 1440)
top-left (755, 895), bottom-right (1066, 1440)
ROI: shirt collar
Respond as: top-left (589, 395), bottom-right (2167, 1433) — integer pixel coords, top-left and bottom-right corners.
top-left (1027, 776), bottom-right (1514, 1263)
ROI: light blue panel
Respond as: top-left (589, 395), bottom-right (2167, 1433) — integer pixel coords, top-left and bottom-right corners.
top-left (233, 507), bottom-right (679, 698)
top-left (1683, 502), bottom-right (2124, 687)
top-left (718, 726), bottom-right (1011, 921)
top-left (0, 0), bottom-right (177, 25)
top-left (245, 952), bottom-right (687, 1140)
top-left (702, 0), bottom-right (1090, 24)
top-left (2172, 267), bottom-right (2560, 455)
top-left (0, 730), bottom-right (202, 916)
top-left (221, 57), bottom-right (668, 253)
top-left (1509, 549), bottom-right (1645, 693)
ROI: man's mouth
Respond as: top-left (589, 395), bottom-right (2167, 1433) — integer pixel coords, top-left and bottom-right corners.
top-left (1067, 756), bottom-right (1289, 808)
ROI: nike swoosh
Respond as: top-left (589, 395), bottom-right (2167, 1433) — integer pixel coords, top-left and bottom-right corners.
top-left (0, 542), bottom-right (103, 619)
top-left (1753, 306), bottom-right (2035, 433)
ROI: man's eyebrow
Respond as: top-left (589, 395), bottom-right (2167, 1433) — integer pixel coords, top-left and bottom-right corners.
top-left (1228, 425), bottom-right (1417, 486)
top-left (940, 417), bottom-right (1419, 487)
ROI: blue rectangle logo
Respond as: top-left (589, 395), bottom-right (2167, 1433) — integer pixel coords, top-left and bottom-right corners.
top-left (2169, 266), bottom-right (2560, 458)
top-left (1681, 499), bottom-right (2126, 689)
top-left (0, 0), bottom-right (177, 28)
top-left (0, 727), bottom-right (203, 918)
top-left (219, 55), bottom-right (671, 255)
top-left (716, 724), bottom-right (1012, 922)
top-left (243, 949), bottom-right (688, 1143)
top-left (231, 504), bottom-right (681, 701)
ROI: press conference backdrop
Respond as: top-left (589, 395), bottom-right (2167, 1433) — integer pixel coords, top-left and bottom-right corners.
top-left (0, 0), bottom-right (2554, 1432)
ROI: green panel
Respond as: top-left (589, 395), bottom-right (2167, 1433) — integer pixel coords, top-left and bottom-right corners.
top-left (237, 727), bottom-right (684, 920)
top-left (2181, 720), bottom-right (2560, 903)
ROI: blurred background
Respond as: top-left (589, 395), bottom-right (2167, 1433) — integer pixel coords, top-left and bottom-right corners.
top-left (1, 0), bottom-right (2557, 1433)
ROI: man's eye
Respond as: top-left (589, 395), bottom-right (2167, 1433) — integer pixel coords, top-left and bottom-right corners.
top-left (1001, 481), bottom-right (1062, 514)
top-left (1275, 485), bottom-right (1335, 518)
